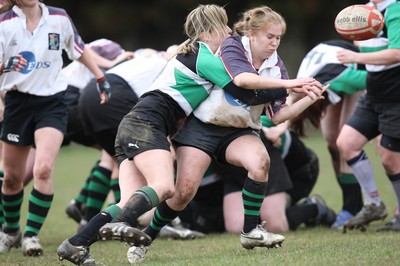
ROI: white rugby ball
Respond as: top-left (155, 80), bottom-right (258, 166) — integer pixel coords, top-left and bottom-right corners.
top-left (334, 4), bottom-right (384, 41)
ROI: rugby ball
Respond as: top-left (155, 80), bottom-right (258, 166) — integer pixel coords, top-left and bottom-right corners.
top-left (334, 4), bottom-right (384, 41)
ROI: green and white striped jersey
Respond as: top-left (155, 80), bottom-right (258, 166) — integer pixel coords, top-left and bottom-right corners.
top-left (149, 42), bottom-right (232, 116)
top-left (361, 1), bottom-right (400, 72)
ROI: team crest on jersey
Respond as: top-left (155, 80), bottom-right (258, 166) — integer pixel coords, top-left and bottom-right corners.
top-left (48, 33), bottom-right (60, 50)
top-left (10, 39), bottom-right (17, 47)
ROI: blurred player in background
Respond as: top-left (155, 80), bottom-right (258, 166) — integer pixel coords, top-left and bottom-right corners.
top-left (336, 0), bottom-right (400, 232)
top-left (296, 40), bottom-right (368, 229)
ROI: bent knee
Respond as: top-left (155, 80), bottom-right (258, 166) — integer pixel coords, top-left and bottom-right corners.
top-left (247, 157), bottom-right (269, 182)
top-left (3, 176), bottom-right (23, 191)
top-left (33, 163), bottom-right (53, 181)
top-left (162, 186), bottom-right (175, 200)
top-left (175, 188), bottom-right (196, 205)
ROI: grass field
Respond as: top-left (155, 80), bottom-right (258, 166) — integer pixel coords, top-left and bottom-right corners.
top-left (1, 130), bottom-right (399, 266)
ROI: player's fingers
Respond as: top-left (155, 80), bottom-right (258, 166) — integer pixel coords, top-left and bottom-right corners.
top-left (305, 90), bottom-right (317, 100)
top-left (99, 93), bottom-right (107, 104)
top-left (308, 80), bottom-right (324, 90)
top-left (304, 85), bottom-right (321, 99)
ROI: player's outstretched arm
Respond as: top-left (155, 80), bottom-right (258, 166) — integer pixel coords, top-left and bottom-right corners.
top-left (271, 84), bottom-right (329, 125)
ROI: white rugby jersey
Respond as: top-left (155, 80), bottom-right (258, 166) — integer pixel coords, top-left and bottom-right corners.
top-left (62, 39), bottom-right (124, 90)
top-left (297, 43), bottom-right (348, 79)
top-left (61, 60), bottom-right (92, 90)
top-left (0, 3), bottom-right (84, 96)
top-left (106, 54), bottom-right (167, 98)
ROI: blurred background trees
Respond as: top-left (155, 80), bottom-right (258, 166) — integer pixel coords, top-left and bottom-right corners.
top-left (46, 0), bottom-right (361, 75)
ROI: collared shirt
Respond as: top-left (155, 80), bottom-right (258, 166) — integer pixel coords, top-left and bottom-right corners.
top-left (0, 3), bottom-right (84, 96)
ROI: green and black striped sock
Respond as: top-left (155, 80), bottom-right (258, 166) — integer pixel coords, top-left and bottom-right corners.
top-left (0, 171), bottom-right (4, 226)
top-left (85, 165), bottom-right (112, 221)
top-left (24, 188), bottom-right (53, 238)
top-left (242, 177), bottom-right (267, 233)
top-left (110, 178), bottom-right (120, 203)
top-left (2, 189), bottom-right (24, 234)
top-left (144, 201), bottom-right (179, 240)
top-left (74, 177), bottom-right (90, 210)
top-left (74, 161), bottom-right (100, 209)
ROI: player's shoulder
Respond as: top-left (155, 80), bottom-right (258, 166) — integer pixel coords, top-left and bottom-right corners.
top-left (221, 35), bottom-right (242, 49)
top-left (388, 0), bottom-right (400, 9)
top-left (322, 40), bottom-right (359, 52)
top-left (47, 5), bottom-right (69, 17)
top-left (0, 9), bottom-right (18, 24)
top-left (386, 1), bottom-right (400, 15)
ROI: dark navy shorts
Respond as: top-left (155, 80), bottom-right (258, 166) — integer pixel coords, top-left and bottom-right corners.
top-left (115, 90), bottom-right (185, 165)
top-left (79, 74), bottom-right (139, 156)
top-left (1, 90), bottom-right (68, 146)
top-left (172, 114), bottom-right (259, 164)
top-left (63, 86), bottom-right (97, 147)
top-left (221, 135), bottom-right (292, 197)
top-left (347, 93), bottom-right (400, 151)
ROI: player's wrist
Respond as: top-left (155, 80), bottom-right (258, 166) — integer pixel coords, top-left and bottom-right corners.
top-left (96, 76), bottom-right (106, 83)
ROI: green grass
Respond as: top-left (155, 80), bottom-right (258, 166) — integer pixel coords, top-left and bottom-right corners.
top-left (2, 131), bottom-right (399, 266)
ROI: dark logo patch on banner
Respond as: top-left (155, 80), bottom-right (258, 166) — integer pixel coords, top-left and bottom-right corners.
top-left (48, 33), bottom-right (60, 50)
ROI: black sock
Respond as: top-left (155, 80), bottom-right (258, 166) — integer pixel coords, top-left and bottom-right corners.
top-left (286, 204), bottom-right (318, 230)
top-left (338, 173), bottom-right (363, 215)
top-left (69, 210), bottom-right (113, 246)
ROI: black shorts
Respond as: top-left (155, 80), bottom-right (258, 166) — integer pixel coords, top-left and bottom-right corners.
top-left (172, 114), bottom-right (259, 164)
top-left (347, 93), bottom-right (400, 140)
top-left (63, 86), bottom-right (97, 147)
top-left (79, 74), bottom-right (139, 156)
top-left (221, 136), bottom-right (292, 197)
top-left (1, 90), bottom-right (68, 146)
top-left (284, 132), bottom-right (319, 204)
top-left (114, 90), bottom-right (185, 164)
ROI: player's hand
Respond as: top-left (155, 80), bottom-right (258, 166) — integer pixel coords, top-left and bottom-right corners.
top-left (110, 51), bottom-right (135, 67)
top-left (291, 80), bottom-right (324, 100)
top-left (262, 127), bottom-right (283, 148)
top-left (96, 76), bottom-right (111, 104)
top-left (305, 83), bottom-right (329, 100)
top-left (337, 49), bottom-right (358, 64)
top-left (283, 77), bottom-right (315, 90)
top-left (1, 55), bottom-right (27, 74)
